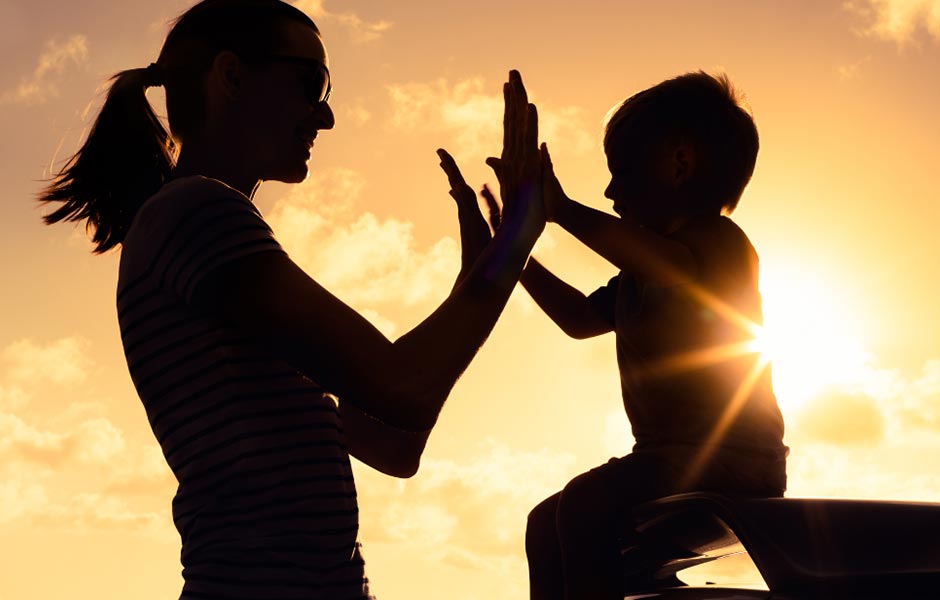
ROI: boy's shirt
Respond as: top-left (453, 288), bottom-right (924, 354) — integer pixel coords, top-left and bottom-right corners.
top-left (587, 214), bottom-right (786, 459)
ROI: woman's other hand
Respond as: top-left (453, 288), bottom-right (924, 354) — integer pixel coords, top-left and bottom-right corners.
top-left (437, 149), bottom-right (498, 287)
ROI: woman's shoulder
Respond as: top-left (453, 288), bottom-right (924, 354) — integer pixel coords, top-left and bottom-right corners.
top-left (123, 176), bottom-right (257, 254)
top-left (141, 175), bottom-right (248, 215)
top-left (130, 176), bottom-right (254, 235)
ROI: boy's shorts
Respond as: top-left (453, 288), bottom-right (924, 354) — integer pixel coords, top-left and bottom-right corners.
top-left (590, 445), bottom-right (787, 512)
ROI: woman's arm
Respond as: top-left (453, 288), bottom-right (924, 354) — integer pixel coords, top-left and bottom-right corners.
top-left (190, 71), bottom-right (543, 477)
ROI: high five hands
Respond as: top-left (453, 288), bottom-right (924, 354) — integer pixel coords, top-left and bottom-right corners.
top-left (438, 70), bottom-right (549, 287)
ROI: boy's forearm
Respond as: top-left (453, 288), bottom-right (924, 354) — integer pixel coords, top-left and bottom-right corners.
top-left (521, 258), bottom-right (595, 337)
top-left (554, 197), bottom-right (695, 284)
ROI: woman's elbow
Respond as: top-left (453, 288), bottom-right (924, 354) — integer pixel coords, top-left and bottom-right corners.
top-left (385, 453), bottom-right (422, 479)
top-left (360, 444), bottom-right (423, 478)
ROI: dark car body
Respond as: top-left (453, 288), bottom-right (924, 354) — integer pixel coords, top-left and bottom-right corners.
top-left (622, 493), bottom-right (940, 600)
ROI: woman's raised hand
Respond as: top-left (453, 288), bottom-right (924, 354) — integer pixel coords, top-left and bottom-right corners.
top-left (486, 70), bottom-right (545, 239)
top-left (437, 149), bottom-right (501, 287)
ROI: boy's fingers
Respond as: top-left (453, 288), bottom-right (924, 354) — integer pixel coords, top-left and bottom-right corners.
top-left (485, 157), bottom-right (504, 181)
top-left (502, 81), bottom-right (511, 158)
top-left (540, 142), bottom-right (553, 171)
top-left (481, 184), bottom-right (502, 229)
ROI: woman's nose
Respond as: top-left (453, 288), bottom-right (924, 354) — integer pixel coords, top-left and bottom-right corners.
top-left (313, 101), bottom-right (335, 130)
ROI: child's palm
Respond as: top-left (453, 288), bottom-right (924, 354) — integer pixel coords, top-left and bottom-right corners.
top-left (541, 143), bottom-right (567, 222)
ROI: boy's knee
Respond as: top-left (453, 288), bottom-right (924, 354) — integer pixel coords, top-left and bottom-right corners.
top-left (526, 493), bottom-right (560, 549)
top-left (557, 470), bottom-right (618, 533)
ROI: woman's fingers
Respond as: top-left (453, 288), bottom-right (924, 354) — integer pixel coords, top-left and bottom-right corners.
top-left (437, 148), bottom-right (468, 189)
top-left (438, 148), bottom-right (480, 210)
top-left (525, 103), bottom-right (539, 163)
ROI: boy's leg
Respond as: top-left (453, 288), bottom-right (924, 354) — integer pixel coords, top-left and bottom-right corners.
top-left (526, 492), bottom-right (564, 600)
top-left (555, 454), bottom-right (669, 600)
top-left (556, 468), bottom-right (626, 600)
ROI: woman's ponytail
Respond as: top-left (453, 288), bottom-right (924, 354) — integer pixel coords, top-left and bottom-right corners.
top-left (39, 65), bottom-right (176, 253)
top-left (40, 0), bottom-right (322, 254)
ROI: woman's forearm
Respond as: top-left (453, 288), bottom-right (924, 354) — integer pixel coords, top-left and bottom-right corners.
top-left (376, 211), bottom-right (541, 429)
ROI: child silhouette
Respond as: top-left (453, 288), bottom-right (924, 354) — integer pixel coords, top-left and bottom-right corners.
top-left (520, 72), bottom-right (787, 600)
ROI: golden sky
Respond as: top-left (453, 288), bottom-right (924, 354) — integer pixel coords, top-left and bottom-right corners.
top-left (2, 0), bottom-right (940, 598)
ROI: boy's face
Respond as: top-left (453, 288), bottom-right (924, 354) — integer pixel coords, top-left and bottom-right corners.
top-left (604, 130), bottom-right (695, 231)
top-left (604, 139), bottom-right (672, 226)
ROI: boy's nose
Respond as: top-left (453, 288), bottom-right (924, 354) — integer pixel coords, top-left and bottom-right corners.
top-left (604, 181), bottom-right (616, 200)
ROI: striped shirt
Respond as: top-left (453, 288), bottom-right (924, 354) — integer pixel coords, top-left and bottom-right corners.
top-left (117, 176), bottom-right (372, 599)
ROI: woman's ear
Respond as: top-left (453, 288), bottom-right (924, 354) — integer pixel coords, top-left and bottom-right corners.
top-left (208, 50), bottom-right (244, 102)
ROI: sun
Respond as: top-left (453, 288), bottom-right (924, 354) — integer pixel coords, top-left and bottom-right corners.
top-left (751, 265), bottom-right (871, 411)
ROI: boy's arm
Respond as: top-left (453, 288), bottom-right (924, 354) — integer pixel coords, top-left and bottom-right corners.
top-left (542, 145), bottom-right (696, 285)
top-left (521, 258), bottom-right (614, 339)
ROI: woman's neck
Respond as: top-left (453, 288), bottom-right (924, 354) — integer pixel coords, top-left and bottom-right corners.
top-left (171, 141), bottom-right (261, 199)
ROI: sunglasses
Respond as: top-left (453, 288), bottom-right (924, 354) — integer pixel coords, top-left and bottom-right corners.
top-left (242, 53), bottom-right (332, 104)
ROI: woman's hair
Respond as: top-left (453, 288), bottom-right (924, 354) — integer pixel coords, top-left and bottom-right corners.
top-left (603, 71), bottom-right (759, 215)
top-left (39, 0), bottom-right (319, 253)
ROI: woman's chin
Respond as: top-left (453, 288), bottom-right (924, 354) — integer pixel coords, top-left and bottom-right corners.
top-left (270, 163), bottom-right (310, 184)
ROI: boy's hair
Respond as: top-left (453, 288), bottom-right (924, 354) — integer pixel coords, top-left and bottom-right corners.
top-left (603, 71), bottom-right (758, 215)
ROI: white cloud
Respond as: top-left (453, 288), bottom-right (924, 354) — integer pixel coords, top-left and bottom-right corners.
top-left (386, 78), bottom-right (595, 161)
top-left (344, 104), bottom-right (373, 126)
top-left (0, 480), bottom-right (49, 524)
top-left (292, 0), bottom-right (393, 43)
top-left (1, 337), bottom-right (92, 385)
top-left (794, 390), bottom-right (885, 445)
top-left (0, 384), bottom-right (30, 410)
top-left (0, 34), bottom-right (88, 105)
top-left (0, 410), bottom-right (134, 472)
top-left (39, 492), bottom-right (170, 536)
top-left (355, 439), bottom-right (577, 565)
top-left (845, 0), bottom-right (940, 44)
top-left (837, 55), bottom-right (872, 80)
top-left (73, 418), bottom-right (127, 464)
top-left (0, 335), bottom-right (175, 536)
top-left (0, 412), bottom-right (68, 464)
top-left (267, 168), bottom-right (462, 336)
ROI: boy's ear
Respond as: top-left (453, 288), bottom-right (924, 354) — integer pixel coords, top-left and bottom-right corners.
top-left (671, 141), bottom-right (696, 186)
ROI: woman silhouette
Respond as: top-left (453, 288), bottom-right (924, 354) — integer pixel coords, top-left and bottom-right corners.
top-left (38, 1), bottom-right (543, 597)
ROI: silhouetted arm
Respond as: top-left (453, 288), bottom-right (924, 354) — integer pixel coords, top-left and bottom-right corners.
top-left (541, 145), bottom-right (696, 285)
top-left (520, 258), bottom-right (613, 339)
top-left (190, 71), bottom-right (543, 478)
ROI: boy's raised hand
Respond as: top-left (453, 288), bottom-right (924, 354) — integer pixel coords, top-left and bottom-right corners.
top-left (437, 149), bottom-right (501, 287)
top-left (539, 142), bottom-right (569, 223)
top-left (485, 70), bottom-right (545, 239)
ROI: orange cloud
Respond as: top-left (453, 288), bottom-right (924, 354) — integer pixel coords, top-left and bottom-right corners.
top-left (386, 78), bottom-right (595, 161)
top-left (846, 0), bottom-right (940, 44)
top-left (1, 337), bottom-right (91, 386)
top-left (266, 167), bottom-right (461, 336)
top-left (794, 389), bottom-right (885, 445)
top-left (354, 439), bottom-right (577, 567)
top-left (0, 34), bottom-right (88, 105)
top-left (291, 0), bottom-right (393, 43)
